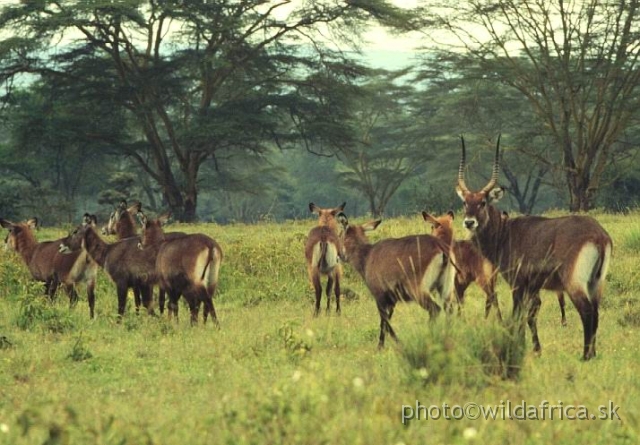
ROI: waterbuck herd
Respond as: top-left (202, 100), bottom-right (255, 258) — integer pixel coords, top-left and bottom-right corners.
top-left (2, 138), bottom-right (612, 361)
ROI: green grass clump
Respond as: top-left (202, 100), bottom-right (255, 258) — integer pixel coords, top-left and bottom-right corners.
top-left (623, 228), bottom-right (640, 250)
top-left (399, 316), bottom-right (525, 389)
top-left (14, 291), bottom-right (77, 334)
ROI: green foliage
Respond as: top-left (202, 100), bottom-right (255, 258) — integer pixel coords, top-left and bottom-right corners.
top-left (67, 334), bottom-right (93, 362)
top-left (623, 228), bottom-right (640, 251)
top-left (277, 322), bottom-right (312, 362)
top-left (15, 291), bottom-right (76, 334)
top-left (399, 316), bottom-right (525, 389)
top-left (467, 317), bottom-right (526, 381)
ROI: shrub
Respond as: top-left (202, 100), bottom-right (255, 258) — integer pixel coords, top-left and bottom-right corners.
top-left (468, 317), bottom-right (526, 381)
top-left (15, 292), bottom-right (77, 334)
top-left (398, 317), bottom-right (526, 388)
top-left (67, 334), bottom-right (93, 362)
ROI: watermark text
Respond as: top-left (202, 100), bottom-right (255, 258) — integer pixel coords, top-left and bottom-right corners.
top-left (401, 400), bottom-right (621, 424)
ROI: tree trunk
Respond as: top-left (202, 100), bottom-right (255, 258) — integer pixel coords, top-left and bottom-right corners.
top-left (183, 194), bottom-right (197, 223)
top-left (567, 171), bottom-right (595, 212)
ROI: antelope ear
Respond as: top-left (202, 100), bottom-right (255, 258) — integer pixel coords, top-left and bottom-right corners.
top-left (363, 220), bottom-right (382, 232)
top-left (487, 187), bottom-right (505, 203)
top-left (309, 202), bottom-right (319, 214)
top-left (421, 211), bottom-right (438, 226)
top-left (0, 219), bottom-right (14, 229)
top-left (26, 218), bottom-right (39, 229)
top-left (446, 210), bottom-right (455, 220)
top-left (337, 202), bottom-right (346, 211)
top-left (336, 212), bottom-right (349, 228)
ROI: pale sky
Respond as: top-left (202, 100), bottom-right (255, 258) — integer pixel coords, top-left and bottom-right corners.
top-left (0, 0), bottom-right (424, 69)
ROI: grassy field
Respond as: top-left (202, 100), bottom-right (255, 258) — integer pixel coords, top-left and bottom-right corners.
top-left (0, 211), bottom-right (639, 444)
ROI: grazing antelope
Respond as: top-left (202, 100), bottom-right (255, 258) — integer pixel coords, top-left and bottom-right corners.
top-left (2, 217), bottom-right (98, 318)
top-left (455, 136), bottom-right (612, 360)
top-left (305, 202), bottom-right (346, 316)
top-left (422, 210), bottom-right (502, 319)
top-left (138, 214), bottom-right (222, 325)
top-left (59, 225), bottom-right (156, 317)
top-left (337, 213), bottom-right (456, 348)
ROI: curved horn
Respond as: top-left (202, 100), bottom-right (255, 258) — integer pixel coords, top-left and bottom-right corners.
top-left (457, 135), bottom-right (470, 194)
top-left (480, 134), bottom-right (501, 193)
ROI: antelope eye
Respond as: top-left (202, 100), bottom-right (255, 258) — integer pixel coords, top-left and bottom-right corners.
top-left (480, 201), bottom-right (487, 208)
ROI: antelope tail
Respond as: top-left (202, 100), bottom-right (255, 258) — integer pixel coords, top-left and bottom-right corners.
top-left (319, 241), bottom-right (329, 270)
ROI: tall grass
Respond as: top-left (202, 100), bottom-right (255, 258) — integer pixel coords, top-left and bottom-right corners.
top-left (0, 212), bottom-right (638, 444)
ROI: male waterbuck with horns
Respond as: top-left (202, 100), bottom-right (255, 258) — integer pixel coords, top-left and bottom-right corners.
top-left (455, 136), bottom-right (612, 360)
top-left (337, 213), bottom-right (456, 348)
top-left (305, 202), bottom-right (345, 316)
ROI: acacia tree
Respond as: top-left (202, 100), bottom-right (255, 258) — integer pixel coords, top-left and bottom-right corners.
top-left (424, 0), bottom-right (640, 211)
top-left (0, 82), bottom-right (117, 222)
top-left (335, 69), bottom-right (433, 217)
top-left (0, 0), bottom-right (413, 221)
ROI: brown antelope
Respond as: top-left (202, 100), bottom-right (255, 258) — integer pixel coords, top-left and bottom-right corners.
top-left (2, 217), bottom-right (99, 318)
top-left (455, 136), bottom-right (612, 360)
top-left (100, 200), bottom-right (140, 237)
top-left (138, 213), bottom-right (222, 325)
top-left (99, 200), bottom-right (147, 312)
top-left (337, 213), bottom-right (456, 348)
top-left (135, 211), bottom-right (187, 314)
top-left (83, 213), bottom-right (98, 227)
top-left (305, 202), bottom-right (346, 316)
top-left (422, 210), bottom-right (502, 319)
top-left (426, 209), bottom-right (568, 325)
top-left (59, 225), bottom-right (156, 317)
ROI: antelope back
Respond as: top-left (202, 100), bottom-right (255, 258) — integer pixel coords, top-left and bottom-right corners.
top-left (157, 234), bottom-right (222, 290)
top-left (340, 217), bottom-right (453, 304)
top-left (305, 226), bottom-right (342, 273)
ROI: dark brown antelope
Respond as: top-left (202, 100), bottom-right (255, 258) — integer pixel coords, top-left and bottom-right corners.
top-left (82, 213), bottom-right (98, 227)
top-left (422, 210), bottom-right (502, 319)
top-left (101, 200), bottom-right (140, 237)
top-left (337, 213), bottom-right (456, 348)
top-left (59, 225), bottom-right (156, 317)
top-left (138, 214), bottom-right (222, 325)
top-left (135, 211), bottom-right (187, 314)
top-left (98, 200), bottom-right (147, 312)
top-left (305, 202), bottom-right (346, 316)
top-left (455, 136), bottom-right (612, 360)
top-left (2, 218), bottom-right (99, 318)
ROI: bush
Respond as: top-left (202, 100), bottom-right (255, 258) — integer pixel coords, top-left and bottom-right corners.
top-left (398, 316), bottom-right (526, 389)
top-left (468, 318), bottom-right (526, 381)
top-left (15, 291), bottom-right (77, 334)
